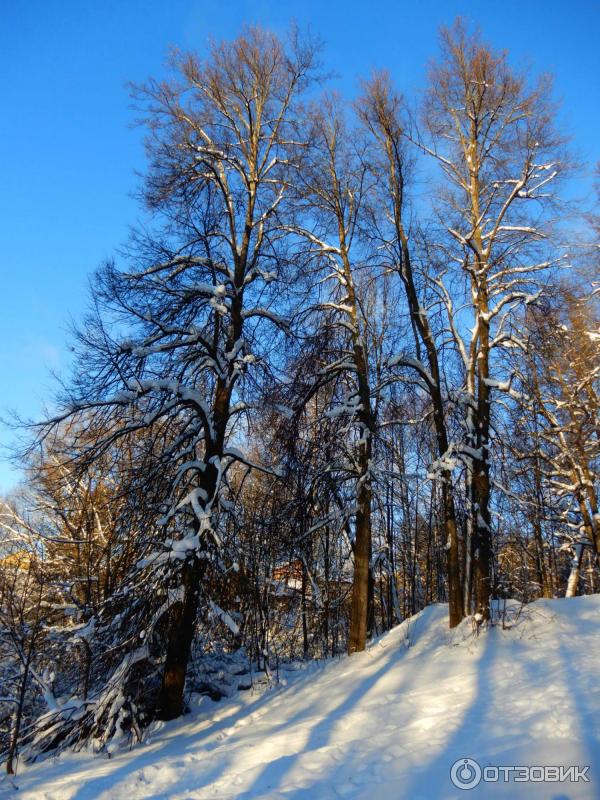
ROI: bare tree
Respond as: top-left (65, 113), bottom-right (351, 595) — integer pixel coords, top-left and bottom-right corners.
top-left (517, 289), bottom-right (599, 596)
top-left (357, 73), bottom-right (464, 628)
top-left (0, 501), bottom-right (52, 775)
top-left (34, 27), bottom-right (319, 725)
top-left (417, 20), bottom-right (566, 617)
top-left (287, 96), bottom-right (384, 653)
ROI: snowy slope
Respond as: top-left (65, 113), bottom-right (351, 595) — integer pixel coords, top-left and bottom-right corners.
top-left (3, 595), bottom-right (600, 800)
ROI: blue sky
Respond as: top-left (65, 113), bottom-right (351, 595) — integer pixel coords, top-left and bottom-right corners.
top-left (1, 0), bottom-right (598, 492)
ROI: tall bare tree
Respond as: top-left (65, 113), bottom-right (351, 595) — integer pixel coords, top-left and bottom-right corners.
top-left (357, 73), bottom-right (465, 628)
top-left (35, 28), bottom-right (318, 724)
top-left (418, 21), bottom-right (566, 617)
top-left (288, 97), bottom-right (382, 653)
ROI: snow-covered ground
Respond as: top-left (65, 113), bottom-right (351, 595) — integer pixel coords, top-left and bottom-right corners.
top-left (3, 595), bottom-right (600, 799)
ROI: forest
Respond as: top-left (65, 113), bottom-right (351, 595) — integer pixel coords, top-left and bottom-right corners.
top-left (0, 20), bottom-right (598, 775)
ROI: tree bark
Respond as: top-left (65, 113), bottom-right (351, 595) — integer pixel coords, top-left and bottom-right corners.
top-left (156, 553), bottom-right (203, 720)
top-left (349, 470), bottom-right (373, 654)
top-left (6, 639), bottom-right (34, 775)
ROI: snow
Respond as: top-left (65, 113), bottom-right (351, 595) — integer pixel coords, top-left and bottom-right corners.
top-left (4, 595), bottom-right (600, 799)
top-left (209, 601), bottom-right (240, 636)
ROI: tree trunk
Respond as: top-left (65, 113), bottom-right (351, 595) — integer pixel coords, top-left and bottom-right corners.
top-left (566, 543), bottom-right (584, 598)
top-left (532, 450), bottom-right (552, 598)
top-left (156, 553), bottom-right (204, 720)
top-left (471, 451), bottom-right (492, 618)
top-left (6, 640), bottom-right (34, 775)
top-left (532, 517), bottom-right (552, 599)
top-left (301, 561), bottom-right (309, 660)
top-left (349, 473), bottom-right (372, 654)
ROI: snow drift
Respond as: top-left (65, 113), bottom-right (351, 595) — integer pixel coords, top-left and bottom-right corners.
top-left (3, 595), bottom-right (600, 799)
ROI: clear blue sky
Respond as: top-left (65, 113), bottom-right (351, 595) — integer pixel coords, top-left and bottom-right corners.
top-left (1, 0), bottom-right (598, 492)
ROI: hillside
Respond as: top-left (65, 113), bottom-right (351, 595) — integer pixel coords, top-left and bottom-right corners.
top-left (3, 596), bottom-right (600, 799)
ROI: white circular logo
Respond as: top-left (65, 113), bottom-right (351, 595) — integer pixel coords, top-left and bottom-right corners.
top-left (450, 758), bottom-right (482, 790)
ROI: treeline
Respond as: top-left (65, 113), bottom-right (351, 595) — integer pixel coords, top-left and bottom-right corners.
top-left (1, 21), bottom-right (598, 771)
